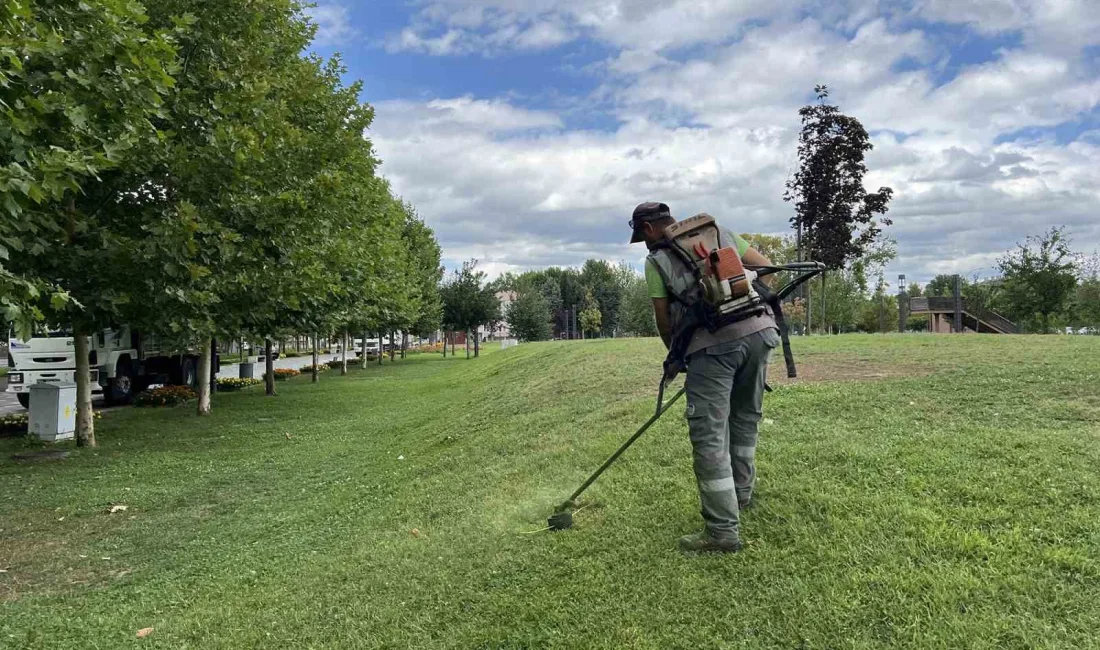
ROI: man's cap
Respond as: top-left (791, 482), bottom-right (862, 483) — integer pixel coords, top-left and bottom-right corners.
top-left (629, 202), bottom-right (671, 243)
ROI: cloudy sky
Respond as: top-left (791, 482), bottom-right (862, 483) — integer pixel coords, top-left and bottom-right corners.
top-left (307, 0), bottom-right (1100, 285)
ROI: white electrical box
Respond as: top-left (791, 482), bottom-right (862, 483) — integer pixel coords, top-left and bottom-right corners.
top-left (29, 382), bottom-right (77, 443)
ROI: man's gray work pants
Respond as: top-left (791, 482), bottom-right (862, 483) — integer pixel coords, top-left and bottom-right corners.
top-left (683, 328), bottom-right (780, 541)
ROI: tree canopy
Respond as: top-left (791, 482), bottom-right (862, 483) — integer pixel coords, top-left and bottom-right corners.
top-left (784, 85), bottom-right (893, 270)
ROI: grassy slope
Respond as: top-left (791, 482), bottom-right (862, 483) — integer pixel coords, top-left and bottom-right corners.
top-left (1, 335), bottom-right (1099, 649)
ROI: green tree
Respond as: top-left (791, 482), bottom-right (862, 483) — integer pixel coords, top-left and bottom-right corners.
top-left (998, 227), bottom-right (1078, 333)
top-left (580, 259), bottom-right (623, 337)
top-left (3, 0), bottom-right (180, 445)
top-left (820, 268), bottom-right (865, 333)
top-left (858, 275), bottom-right (897, 333)
top-left (441, 260), bottom-right (499, 358)
top-left (579, 290), bottom-right (602, 338)
top-left (1070, 254), bottom-right (1100, 330)
top-left (506, 290), bottom-right (552, 342)
top-left (617, 274), bottom-right (658, 337)
top-left (926, 274), bottom-right (968, 297)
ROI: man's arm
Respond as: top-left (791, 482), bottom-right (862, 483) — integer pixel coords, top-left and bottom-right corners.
top-left (730, 232), bottom-right (775, 287)
top-left (741, 246), bottom-right (774, 286)
top-left (644, 259), bottom-right (673, 348)
top-left (652, 297), bottom-right (672, 349)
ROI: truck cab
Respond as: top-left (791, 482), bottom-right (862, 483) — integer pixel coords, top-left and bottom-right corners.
top-left (7, 326), bottom-right (208, 408)
top-left (6, 328), bottom-right (101, 409)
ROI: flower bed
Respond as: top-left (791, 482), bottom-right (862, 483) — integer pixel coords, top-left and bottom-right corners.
top-left (1, 411), bottom-right (103, 435)
top-left (134, 386), bottom-right (197, 408)
top-left (267, 368), bottom-right (300, 381)
top-left (300, 364), bottom-right (328, 374)
top-left (1, 412), bottom-right (29, 434)
top-left (216, 377), bottom-right (263, 392)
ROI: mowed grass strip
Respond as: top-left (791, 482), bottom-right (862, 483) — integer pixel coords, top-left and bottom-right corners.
top-left (1, 335), bottom-right (1098, 649)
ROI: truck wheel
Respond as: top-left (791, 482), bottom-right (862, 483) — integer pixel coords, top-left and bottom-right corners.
top-left (105, 362), bottom-right (134, 406)
top-left (17, 393), bottom-right (29, 409)
top-left (180, 357), bottom-right (198, 389)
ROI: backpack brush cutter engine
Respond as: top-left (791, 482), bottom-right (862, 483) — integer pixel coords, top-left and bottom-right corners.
top-left (547, 261), bottom-right (824, 531)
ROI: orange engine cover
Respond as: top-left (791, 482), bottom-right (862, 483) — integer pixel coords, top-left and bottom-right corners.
top-left (708, 247), bottom-right (745, 281)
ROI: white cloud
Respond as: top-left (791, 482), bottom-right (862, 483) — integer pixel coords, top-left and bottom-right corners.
top-left (306, 3), bottom-right (358, 47)
top-left (386, 10), bottom-right (576, 56)
top-left (369, 2), bottom-right (1100, 282)
top-left (386, 0), bottom-right (803, 56)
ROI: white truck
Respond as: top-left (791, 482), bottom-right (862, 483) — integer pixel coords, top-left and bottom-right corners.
top-left (6, 326), bottom-right (211, 408)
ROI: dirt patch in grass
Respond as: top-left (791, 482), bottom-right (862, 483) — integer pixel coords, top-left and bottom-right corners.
top-left (770, 354), bottom-right (933, 384)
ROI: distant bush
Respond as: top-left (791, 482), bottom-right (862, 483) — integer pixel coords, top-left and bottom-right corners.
top-left (299, 364), bottom-right (328, 374)
top-left (135, 386), bottom-right (196, 408)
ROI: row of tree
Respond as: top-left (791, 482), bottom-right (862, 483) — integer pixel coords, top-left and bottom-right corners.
top-left (495, 224), bottom-right (1100, 341)
top-left (1, 1), bottom-right (442, 446)
top-left (491, 260), bottom-right (659, 343)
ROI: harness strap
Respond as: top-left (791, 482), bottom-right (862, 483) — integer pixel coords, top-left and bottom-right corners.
top-left (754, 281), bottom-right (796, 378)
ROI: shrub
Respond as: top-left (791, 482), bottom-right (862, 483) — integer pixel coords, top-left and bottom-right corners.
top-left (216, 377), bottom-right (262, 392)
top-left (134, 386), bottom-right (197, 408)
top-left (299, 364), bottom-right (328, 374)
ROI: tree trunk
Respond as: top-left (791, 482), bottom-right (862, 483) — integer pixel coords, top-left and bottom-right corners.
top-left (210, 338), bottom-right (218, 396)
top-left (474, 329), bottom-right (479, 358)
top-left (806, 281), bottom-right (813, 335)
top-left (340, 330), bottom-right (349, 375)
top-left (378, 332), bottom-right (384, 365)
top-left (797, 220), bottom-right (807, 335)
top-left (821, 271), bottom-right (827, 334)
top-left (197, 338), bottom-right (212, 416)
top-left (265, 338), bottom-right (276, 396)
top-left (465, 330), bottom-right (470, 359)
top-left (361, 329), bottom-right (369, 369)
top-left (73, 328), bottom-right (96, 447)
top-left (451, 332), bottom-right (455, 356)
top-left (311, 333), bottom-right (319, 383)
top-left (401, 331), bottom-right (408, 359)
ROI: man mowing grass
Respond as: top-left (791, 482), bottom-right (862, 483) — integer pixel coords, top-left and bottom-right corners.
top-left (630, 201), bottom-right (780, 554)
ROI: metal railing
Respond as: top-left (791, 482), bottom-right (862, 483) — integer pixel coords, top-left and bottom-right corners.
top-left (909, 297), bottom-right (1018, 334)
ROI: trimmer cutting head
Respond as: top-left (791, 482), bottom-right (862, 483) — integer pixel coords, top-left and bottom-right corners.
top-left (548, 501), bottom-right (575, 531)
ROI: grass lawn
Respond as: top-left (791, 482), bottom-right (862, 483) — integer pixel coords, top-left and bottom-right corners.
top-left (2, 335), bottom-right (1099, 649)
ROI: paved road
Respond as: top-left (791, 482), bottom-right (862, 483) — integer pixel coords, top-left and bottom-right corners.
top-left (216, 354), bottom-right (325, 379)
top-left (1, 355), bottom-right (331, 416)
